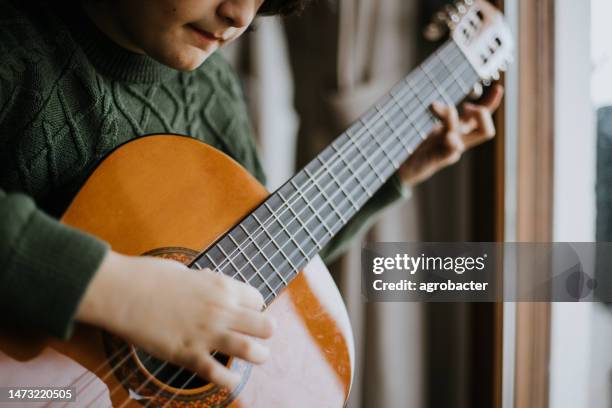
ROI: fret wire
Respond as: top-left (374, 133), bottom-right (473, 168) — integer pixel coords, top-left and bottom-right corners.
top-left (407, 68), bottom-right (434, 106)
top-left (261, 203), bottom-right (296, 283)
top-left (370, 105), bottom-right (401, 169)
top-left (438, 46), bottom-right (471, 94)
top-left (435, 48), bottom-right (472, 104)
top-left (216, 243), bottom-right (249, 282)
top-left (375, 99), bottom-right (410, 155)
top-left (436, 50), bottom-right (475, 104)
top-left (441, 46), bottom-right (470, 96)
top-left (205, 253), bottom-right (219, 271)
top-left (238, 221), bottom-right (277, 296)
top-left (275, 191), bottom-right (311, 259)
top-left (303, 167), bottom-right (341, 237)
top-left (389, 110), bottom-right (414, 157)
top-left (423, 66), bottom-right (452, 106)
top-left (389, 88), bottom-right (417, 154)
top-left (289, 179), bottom-right (325, 249)
top-left (331, 143), bottom-right (373, 198)
top-left (350, 123), bottom-right (386, 183)
top-left (317, 155), bottom-right (360, 212)
top-left (240, 222), bottom-right (286, 284)
top-left (227, 232), bottom-right (279, 285)
top-left (406, 70), bottom-right (438, 124)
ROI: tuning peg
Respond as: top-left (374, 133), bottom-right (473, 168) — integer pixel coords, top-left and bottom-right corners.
top-left (455, 1), bottom-right (468, 14)
top-left (491, 71), bottom-right (500, 81)
top-left (444, 4), bottom-right (460, 26)
top-left (498, 62), bottom-right (508, 72)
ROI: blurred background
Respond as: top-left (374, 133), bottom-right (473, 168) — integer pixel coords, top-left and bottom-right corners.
top-left (221, 0), bottom-right (612, 407)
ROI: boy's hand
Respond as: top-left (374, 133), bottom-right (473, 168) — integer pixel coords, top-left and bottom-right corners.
top-left (76, 251), bottom-right (274, 389)
top-left (398, 84), bottom-right (504, 187)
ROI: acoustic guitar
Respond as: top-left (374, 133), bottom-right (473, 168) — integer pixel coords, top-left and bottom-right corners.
top-left (0, 1), bottom-right (512, 407)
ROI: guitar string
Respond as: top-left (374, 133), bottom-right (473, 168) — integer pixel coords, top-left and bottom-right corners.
top-left (84, 41), bottom-right (474, 407)
top-left (106, 68), bottom-right (458, 407)
top-left (189, 40), bottom-right (466, 290)
top-left (130, 48), bottom-right (477, 408)
top-left (72, 41), bottom-right (471, 408)
top-left (108, 55), bottom-right (470, 408)
top-left (156, 56), bottom-right (477, 408)
top-left (82, 46), bottom-right (474, 408)
top-left (197, 41), bottom-right (473, 303)
top-left (78, 41), bottom-right (474, 407)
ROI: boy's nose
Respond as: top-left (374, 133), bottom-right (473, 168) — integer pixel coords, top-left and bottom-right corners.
top-left (217, 0), bottom-right (256, 28)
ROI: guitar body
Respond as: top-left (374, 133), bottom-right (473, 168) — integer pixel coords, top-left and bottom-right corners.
top-left (0, 135), bottom-right (354, 407)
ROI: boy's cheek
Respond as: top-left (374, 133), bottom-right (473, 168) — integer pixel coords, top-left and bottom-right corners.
top-left (137, 28), bottom-right (212, 71)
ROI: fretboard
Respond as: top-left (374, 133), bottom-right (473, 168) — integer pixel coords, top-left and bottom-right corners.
top-left (192, 39), bottom-right (480, 305)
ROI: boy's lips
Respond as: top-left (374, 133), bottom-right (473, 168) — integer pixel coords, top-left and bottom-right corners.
top-left (188, 24), bottom-right (225, 44)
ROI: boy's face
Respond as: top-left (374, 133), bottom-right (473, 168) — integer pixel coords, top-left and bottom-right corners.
top-left (100, 0), bottom-right (265, 70)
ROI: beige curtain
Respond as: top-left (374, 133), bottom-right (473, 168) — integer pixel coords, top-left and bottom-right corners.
top-left (225, 0), bottom-right (474, 405)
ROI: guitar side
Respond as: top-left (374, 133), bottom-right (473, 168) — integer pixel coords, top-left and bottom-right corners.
top-left (0, 134), bottom-right (354, 407)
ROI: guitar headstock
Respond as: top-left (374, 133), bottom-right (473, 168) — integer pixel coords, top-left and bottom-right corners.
top-left (426, 0), bottom-right (514, 85)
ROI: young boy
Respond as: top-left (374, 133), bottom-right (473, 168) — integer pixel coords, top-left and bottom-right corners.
top-left (0, 0), bottom-right (502, 389)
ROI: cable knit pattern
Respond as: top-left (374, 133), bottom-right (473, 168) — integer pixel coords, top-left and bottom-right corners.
top-left (0, 3), bottom-right (266, 215)
top-left (0, 0), bottom-right (265, 338)
top-left (0, 0), bottom-right (406, 339)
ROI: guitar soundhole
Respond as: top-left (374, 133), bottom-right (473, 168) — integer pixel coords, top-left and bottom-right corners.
top-left (133, 348), bottom-right (230, 390)
top-left (102, 247), bottom-right (253, 406)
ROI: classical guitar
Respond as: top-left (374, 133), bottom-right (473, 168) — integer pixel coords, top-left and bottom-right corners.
top-left (0, 1), bottom-right (512, 407)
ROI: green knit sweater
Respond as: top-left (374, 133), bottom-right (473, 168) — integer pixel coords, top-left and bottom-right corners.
top-left (0, 0), bottom-right (407, 339)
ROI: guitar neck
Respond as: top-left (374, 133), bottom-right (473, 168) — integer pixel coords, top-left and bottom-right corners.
top-left (192, 39), bottom-right (479, 304)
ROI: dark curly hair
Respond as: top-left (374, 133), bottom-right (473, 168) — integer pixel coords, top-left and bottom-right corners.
top-left (257, 0), bottom-right (311, 16)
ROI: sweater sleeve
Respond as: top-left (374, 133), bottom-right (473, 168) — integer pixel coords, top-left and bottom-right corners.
top-left (319, 173), bottom-right (411, 264)
top-left (0, 188), bottom-right (109, 339)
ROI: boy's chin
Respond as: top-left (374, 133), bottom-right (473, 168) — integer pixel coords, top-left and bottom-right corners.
top-left (158, 49), bottom-right (214, 72)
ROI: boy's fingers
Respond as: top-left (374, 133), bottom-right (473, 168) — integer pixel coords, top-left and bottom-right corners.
top-left (480, 83), bottom-right (504, 111)
top-left (461, 104), bottom-right (496, 148)
top-left (206, 271), bottom-right (264, 310)
top-left (458, 84), bottom-right (504, 134)
top-left (195, 354), bottom-right (241, 389)
top-left (214, 333), bottom-right (270, 365)
top-left (233, 282), bottom-right (265, 310)
top-left (431, 101), bottom-right (460, 132)
top-left (175, 348), bottom-right (240, 389)
top-left (229, 309), bottom-right (275, 339)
